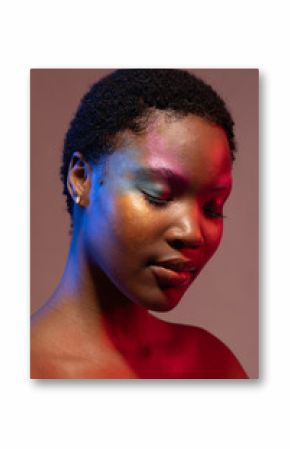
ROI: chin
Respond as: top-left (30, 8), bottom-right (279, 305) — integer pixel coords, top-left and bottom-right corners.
top-left (135, 286), bottom-right (186, 313)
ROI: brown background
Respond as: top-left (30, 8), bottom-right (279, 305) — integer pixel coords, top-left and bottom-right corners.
top-left (31, 69), bottom-right (259, 378)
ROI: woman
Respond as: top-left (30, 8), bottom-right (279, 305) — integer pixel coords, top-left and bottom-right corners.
top-left (31, 69), bottom-right (248, 379)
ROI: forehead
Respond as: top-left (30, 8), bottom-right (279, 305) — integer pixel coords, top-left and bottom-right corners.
top-left (107, 113), bottom-right (232, 189)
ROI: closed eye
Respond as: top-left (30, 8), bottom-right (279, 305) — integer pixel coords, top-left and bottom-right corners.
top-left (141, 190), bottom-right (172, 207)
top-left (203, 200), bottom-right (226, 219)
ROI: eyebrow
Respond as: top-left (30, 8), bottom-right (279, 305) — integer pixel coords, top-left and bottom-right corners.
top-left (209, 183), bottom-right (232, 192)
top-left (136, 167), bottom-right (232, 192)
top-left (135, 167), bottom-right (190, 190)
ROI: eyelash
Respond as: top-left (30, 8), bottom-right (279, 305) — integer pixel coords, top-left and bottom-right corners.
top-left (204, 200), bottom-right (226, 219)
top-left (142, 192), bottom-right (171, 207)
top-left (203, 207), bottom-right (226, 219)
top-left (142, 192), bottom-right (226, 218)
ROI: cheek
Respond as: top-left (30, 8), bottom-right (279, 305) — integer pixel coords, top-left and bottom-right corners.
top-left (112, 194), bottom-right (162, 250)
top-left (203, 221), bottom-right (223, 258)
top-left (91, 190), bottom-right (162, 253)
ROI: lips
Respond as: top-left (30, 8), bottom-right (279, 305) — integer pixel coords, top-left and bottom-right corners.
top-left (150, 257), bottom-right (197, 289)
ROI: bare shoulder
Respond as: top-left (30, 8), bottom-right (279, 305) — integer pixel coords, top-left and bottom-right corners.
top-left (30, 312), bottom-right (66, 378)
top-left (159, 321), bottom-right (249, 379)
top-left (30, 310), bottom-right (137, 379)
top-left (30, 308), bottom-right (83, 379)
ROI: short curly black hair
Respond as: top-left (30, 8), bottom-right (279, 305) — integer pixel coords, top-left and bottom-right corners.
top-left (61, 69), bottom-right (236, 217)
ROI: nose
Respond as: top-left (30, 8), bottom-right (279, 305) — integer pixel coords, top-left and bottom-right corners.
top-left (164, 203), bottom-right (204, 249)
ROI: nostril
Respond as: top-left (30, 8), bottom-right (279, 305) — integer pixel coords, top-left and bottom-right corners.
top-left (171, 239), bottom-right (185, 250)
top-left (169, 237), bottom-right (203, 250)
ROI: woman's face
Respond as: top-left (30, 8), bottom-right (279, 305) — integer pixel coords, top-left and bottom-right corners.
top-left (83, 113), bottom-right (233, 311)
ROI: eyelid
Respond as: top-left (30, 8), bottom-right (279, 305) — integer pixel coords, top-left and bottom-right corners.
top-left (203, 199), bottom-right (226, 219)
top-left (141, 189), bottom-right (172, 206)
top-left (137, 178), bottom-right (172, 200)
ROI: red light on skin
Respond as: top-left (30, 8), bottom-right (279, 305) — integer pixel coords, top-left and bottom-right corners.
top-left (163, 286), bottom-right (187, 308)
top-left (151, 264), bottom-right (193, 289)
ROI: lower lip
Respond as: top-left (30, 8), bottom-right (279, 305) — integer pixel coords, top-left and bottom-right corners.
top-left (150, 265), bottom-right (194, 289)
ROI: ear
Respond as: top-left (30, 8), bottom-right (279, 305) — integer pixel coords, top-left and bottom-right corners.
top-left (67, 152), bottom-right (92, 207)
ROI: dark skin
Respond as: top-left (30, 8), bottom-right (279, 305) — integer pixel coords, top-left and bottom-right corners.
top-left (31, 113), bottom-right (248, 379)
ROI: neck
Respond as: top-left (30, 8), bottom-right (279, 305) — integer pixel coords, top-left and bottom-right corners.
top-left (43, 228), bottom-right (159, 354)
